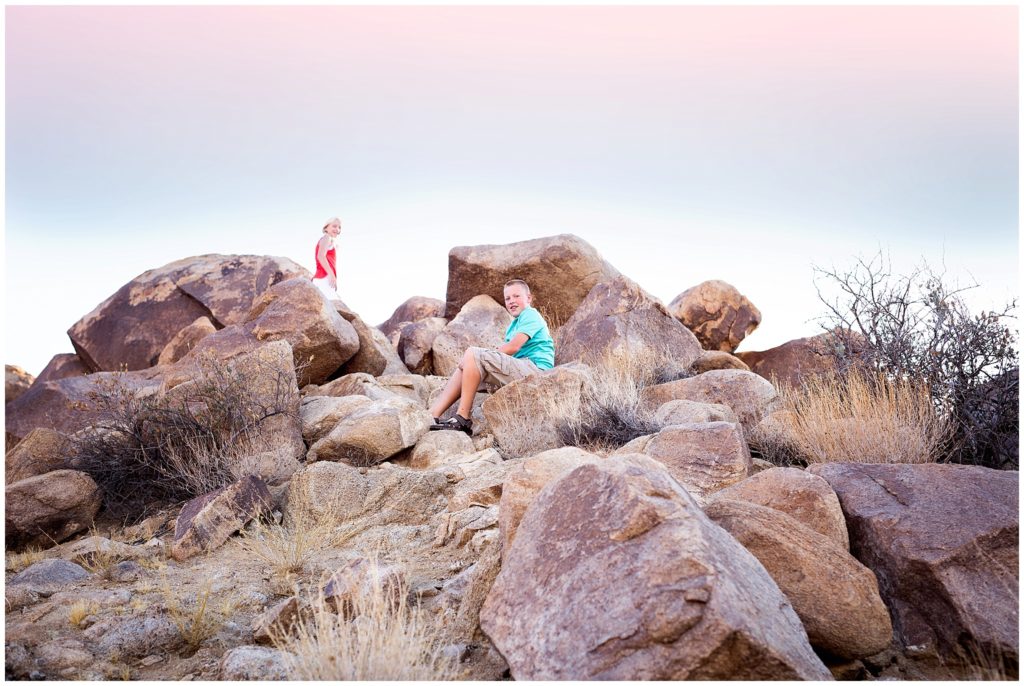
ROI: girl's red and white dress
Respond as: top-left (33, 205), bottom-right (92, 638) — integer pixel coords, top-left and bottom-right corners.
top-left (311, 240), bottom-right (340, 300)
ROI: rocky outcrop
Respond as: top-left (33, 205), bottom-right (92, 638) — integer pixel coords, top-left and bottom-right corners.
top-left (668, 280), bottom-right (761, 353)
top-left (170, 475), bottom-right (273, 561)
top-left (35, 354), bottom-right (91, 384)
top-left (707, 467), bottom-right (849, 550)
top-left (482, 364), bottom-right (590, 457)
top-left (737, 332), bottom-right (849, 388)
top-left (6, 470), bottom-right (103, 549)
top-left (555, 275), bottom-right (703, 378)
top-left (653, 399), bottom-right (738, 427)
top-left (808, 462), bottom-right (1019, 663)
top-left (245, 277), bottom-right (360, 386)
top-left (396, 317), bottom-right (447, 375)
top-left (306, 396), bottom-right (433, 466)
top-left (705, 499), bottom-right (892, 659)
top-left (497, 447), bottom-right (600, 557)
top-left (67, 254), bottom-right (307, 372)
top-left (689, 350), bottom-right (750, 374)
top-left (8, 559), bottom-right (90, 595)
top-left (5, 427), bottom-right (70, 483)
top-left (156, 316), bottom-right (218, 366)
top-left (6, 365), bottom-right (35, 404)
top-left (378, 296), bottom-right (446, 341)
top-left (431, 295), bottom-right (511, 377)
top-left (334, 304), bottom-right (410, 377)
top-left (623, 422), bottom-right (752, 504)
top-left (480, 455), bottom-right (831, 680)
top-left (642, 369), bottom-right (779, 437)
top-left (444, 234), bottom-right (619, 324)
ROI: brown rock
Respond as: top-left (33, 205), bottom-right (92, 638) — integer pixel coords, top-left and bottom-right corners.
top-left (444, 233), bottom-right (620, 325)
top-left (498, 447), bottom-right (600, 558)
top-left (253, 597), bottom-right (308, 645)
top-left (708, 466), bottom-right (849, 550)
top-left (156, 316), bottom-right (218, 366)
top-left (653, 399), bottom-right (738, 426)
top-left (6, 365), bottom-right (35, 404)
top-left (634, 422), bottom-right (752, 504)
top-left (408, 431), bottom-right (476, 470)
top-left (6, 470), bottom-right (103, 549)
top-left (5, 427), bottom-right (70, 483)
top-left (705, 499), bottom-right (892, 659)
top-left (245, 277), bottom-right (360, 386)
top-left (4, 368), bottom-right (158, 442)
top-left (376, 374), bottom-right (434, 407)
top-left (482, 364), bottom-right (590, 458)
top-left (323, 558), bottom-right (405, 615)
top-left (35, 354), bottom-right (90, 384)
top-left (642, 369), bottom-right (779, 437)
top-left (68, 254), bottom-right (307, 372)
top-left (689, 350), bottom-right (750, 374)
top-left (555, 275), bottom-right (703, 378)
top-left (334, 304), bottom-right (410, 377)
top-left (396, 317), bottom-right (447, 375)
top-left (479, 455), bottom-right (832, 680)
top-left (737, 332), bottom-right (850, 388)
top-left (668, 280), bottom-right (761, 353)
top-left (171, 475), bottom-right (273, 561)
top-left (306, 396), bottom-right (433, 466)
top-left (432, 295), bottom-right (511, 377)
top-left (808, 462), bottom-right (1019, 663)
top-left (219, 646), bottom-right (291, 680)
top-left (305, 372), bottom-right (396, 401)
top-left (378, 296), bottom-right (446, 340)
top-left (299, 395), bottom-right (374, 445)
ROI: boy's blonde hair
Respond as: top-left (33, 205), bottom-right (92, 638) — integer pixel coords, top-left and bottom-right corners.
top-left (504, 279), bottom-right (531, 293)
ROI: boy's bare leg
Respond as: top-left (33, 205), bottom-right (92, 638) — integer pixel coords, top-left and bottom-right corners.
top-left (429, 367), bottom-right (464, 418)
top-left (456, 348), bottom-right (482, 418)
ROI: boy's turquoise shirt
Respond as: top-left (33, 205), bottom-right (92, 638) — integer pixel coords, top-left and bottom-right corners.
top-left (505, 306), bottom-right (555, 369)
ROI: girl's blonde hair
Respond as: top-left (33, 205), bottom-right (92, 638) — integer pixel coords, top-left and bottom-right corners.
top-left (323, 217), bottom-right (341, 232)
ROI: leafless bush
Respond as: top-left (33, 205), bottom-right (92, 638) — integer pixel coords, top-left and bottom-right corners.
top-left (72, 353), bottom-right (301, 520)
top-left (815, 252), bottom-right (1017, 468)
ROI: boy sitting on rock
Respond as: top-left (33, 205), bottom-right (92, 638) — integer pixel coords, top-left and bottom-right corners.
top-left (429, 279), bottom-right (555, 434)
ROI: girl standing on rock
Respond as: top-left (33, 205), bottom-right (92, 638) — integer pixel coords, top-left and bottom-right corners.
top-left (312, 217), bottom-right (342, 301)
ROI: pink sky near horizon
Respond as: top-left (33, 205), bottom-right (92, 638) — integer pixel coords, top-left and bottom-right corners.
top-left (5, 5), bottom-right (1018, 376)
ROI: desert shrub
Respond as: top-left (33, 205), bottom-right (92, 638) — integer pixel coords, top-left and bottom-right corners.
top-left (815, 253), bottom-right (1018, 468)
top-left (751, 367), bottom-right (951, 465)
top-left (5, 546), bottom-right (45, 573)
top-left (72, 353), bottom-right (301, 520)
top-left (161, 577), bottom-right (236, 654)
top-left (68, 599), bottom-right (101, 628)
top-left (557, 348), bottom-right (673, 453)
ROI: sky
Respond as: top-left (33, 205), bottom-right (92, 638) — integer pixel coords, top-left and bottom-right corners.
top-left (5, 4), bottom-right (1019, 377)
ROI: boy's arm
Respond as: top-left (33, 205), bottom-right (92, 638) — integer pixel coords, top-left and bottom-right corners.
top-left (498, 333), bottom-right (530, 355)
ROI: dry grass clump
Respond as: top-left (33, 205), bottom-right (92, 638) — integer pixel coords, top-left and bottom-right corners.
top-left (752, 368), bottom-right (950, 465)
top-left (273, 557), bottom-right (456, 680)
top-left (161, 577), bottom-right (236, 653)
top-left (68, 599), bottom-right (102, 628)
top-left (6, 546), bottom-right (45, 573)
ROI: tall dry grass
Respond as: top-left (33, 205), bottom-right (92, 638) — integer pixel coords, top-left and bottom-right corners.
top-left (272, 557), bottom-right (457, 680)
top-left (752, 368), bottom-right (950, 464)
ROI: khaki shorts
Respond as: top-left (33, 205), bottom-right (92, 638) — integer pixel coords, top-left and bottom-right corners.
top-left (467, 347), bottom-right (541, 388)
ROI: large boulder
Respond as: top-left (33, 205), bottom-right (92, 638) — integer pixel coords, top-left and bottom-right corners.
top-left (482, 364), bottom-right (590, 458)
top-left (8, 559), bottom-right (90, 595)
top-left (5, 427), bottom-right (71, 483)
top-left (705, 499), bottom-right (892, 659)
top-left (555, 275), bottom-right (703, 378)
top-left (306, 396), bottom-right (433, 466)
top-left (6, 470), bottom-right (103, 549)
top-left (6, 365), bottom-right (35, 404)
top-left (67, 254), bottom-right (307, 372)
top-left (689, 350), bottom-right (750, 374)
top-left (285, 461), bottom-right (449, 528)
top-left (624, 422), bottom-right (752, 504)
top-left (334, 304), bottom-right (410, 377)
top-left (653, 399), bottom-right (738, 427)
top-left (378, 296), bottom-right (446, 341)
top-left (219, 646), bottom-right (291, 680)
top-left (35, 354), bottom-right (90, 384)
top-left (642, 369), bottom-right (779, 437)
top-left (171, 475), bottom-right (273, 561)
top-left (299, 395), bottom-right (374, 445)
top-left (156, 316), bottom-right (218, 366)
top-left (396, 317), bottom-right (447, 375)
top-left (480, 455), bottom-right (831, 680)
top-left (303, 372), bottom-right (399, 402)
top-left (497, 447), bottom-right (601, 557)
top-left (707, 467), bottom-right (849, 550)
top-left (737, 332), bottom-right (848, 388)
top-left (407, 431), bottom-right (477, 470)
top-left (668, 280), bottom-right (761, 353)
top-left (444, 234), bottom-right (620, 324)
top-left (245, 277), bottom-right (360, 386)
top-left (432, 295), bottom-right (511, 377)
top-left (808, 463), bottom-right (1019, 663)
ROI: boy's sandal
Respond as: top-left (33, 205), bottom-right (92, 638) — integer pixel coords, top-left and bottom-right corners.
top-left (429, 415), bottom-right (473, 435)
